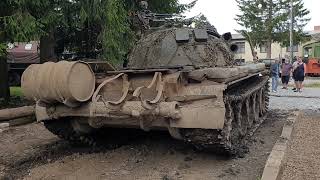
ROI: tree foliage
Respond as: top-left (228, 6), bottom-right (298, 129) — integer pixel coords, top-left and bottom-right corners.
top-left (0, 0), bottom-right (196, 64)
top-left (0, 0), bottom-right (61, 57)
top-left (147, 0), bottom-right (197, 14)
top-left (235, 0), bottom-right (310, 58)
top-left (0, 0), bottom-right (196, 99)
top-left (79, 0), bottom-right (196, 65)
top-left (193, 14), bottom-right (209, 27)
top-left (0, 0), bottom-right (59, 42)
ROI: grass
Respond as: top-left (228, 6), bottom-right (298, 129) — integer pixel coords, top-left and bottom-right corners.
top-left (304, 83), bottom-right (320, 88)
top-left (1, 87), bottom-right (27, 108)
top-left (287, 83), bottom-right (320, 88)
top-left (10, 86), bottom-right (23, 97)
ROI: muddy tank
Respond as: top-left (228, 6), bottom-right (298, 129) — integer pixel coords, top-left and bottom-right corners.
top-left (21, 23), bottom-right (269, 155)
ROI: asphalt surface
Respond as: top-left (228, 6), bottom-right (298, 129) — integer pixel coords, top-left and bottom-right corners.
top-left (269, 78), bottom-right (320, 110)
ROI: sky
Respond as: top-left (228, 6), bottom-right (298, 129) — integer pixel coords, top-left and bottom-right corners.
top-left (179, 0), bottom-right (320, 34)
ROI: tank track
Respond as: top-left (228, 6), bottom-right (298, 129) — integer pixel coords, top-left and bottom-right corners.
top-left (180, 75), bottom-right (270, 155)
top-left (44, 118), bottom-right (145, 149)
top-left (44, 119), bottom-right (99, 147)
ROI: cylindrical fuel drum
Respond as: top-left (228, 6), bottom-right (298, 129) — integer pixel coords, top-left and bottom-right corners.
top-left (21, 61), bottom-right (95, 107)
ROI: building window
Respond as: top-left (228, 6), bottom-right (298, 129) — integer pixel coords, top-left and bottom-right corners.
top-left (260, 43), bottom-right (267, 53)
top-left (235, 42), bottom-right (245, 54)
top-left (286, 45), bottom-right (298, 52)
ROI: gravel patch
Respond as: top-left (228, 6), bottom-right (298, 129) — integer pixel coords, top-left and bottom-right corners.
top-left (281, 113), bottom-right (320, 180)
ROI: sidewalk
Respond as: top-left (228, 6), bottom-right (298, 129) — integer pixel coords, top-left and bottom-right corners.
top-left (269, 75), bottom-right (320, 110)
top-left (281, 113), bottom-right (320, 180)
top-left (270, 87), bottom-right (320, 98)
top-left (269, 87), bottom-right (320, 110)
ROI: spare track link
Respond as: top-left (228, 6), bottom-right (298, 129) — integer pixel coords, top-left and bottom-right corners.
top-left (180, 76), bottom-right (270, 155)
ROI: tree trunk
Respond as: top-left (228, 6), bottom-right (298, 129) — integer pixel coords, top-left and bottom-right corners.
top-left (266, 0), bottom-right (273, 59)
top-left (248, 40), bottom-right (257, 61)
top-left (266, 38), bottom-right (272, 59)
top-left (40, 30), bottom-right (56, 63)
top-left (0, 105), bottom-right (34, 122)
top-left (0, 56), bottom-right (10, 102)
top-left (247, 35), bottom-right (256, 60)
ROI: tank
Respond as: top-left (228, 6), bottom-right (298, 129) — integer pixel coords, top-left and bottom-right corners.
top-left (21, 9), bottom-right (269, 155)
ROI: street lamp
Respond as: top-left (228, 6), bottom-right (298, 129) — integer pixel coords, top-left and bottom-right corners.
top-left (289, 0), bottom-right (294, 63)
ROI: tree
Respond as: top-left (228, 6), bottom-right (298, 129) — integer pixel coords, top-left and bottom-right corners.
top-left (235, 0), bottom-right (310, 58)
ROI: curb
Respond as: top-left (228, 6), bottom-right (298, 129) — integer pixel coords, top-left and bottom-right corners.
top-left (270, 94), bottom-right (320, 99)
top-left (261, 111), bottom-right (300, 180)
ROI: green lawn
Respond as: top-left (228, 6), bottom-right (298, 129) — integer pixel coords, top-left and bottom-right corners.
top-left (10, 86), bottom-right (23, 97)
top-left (287, 83), bottom-right (320, 88)
top-left (304, 83), bottom-right (320, 88)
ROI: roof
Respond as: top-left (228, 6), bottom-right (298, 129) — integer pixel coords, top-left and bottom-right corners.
top-left (307, 30), bottom-right (320, 41)
top-left (306, 30), bottom-right (320, 35)
top-left (231, 34), bottom-right (245, 40)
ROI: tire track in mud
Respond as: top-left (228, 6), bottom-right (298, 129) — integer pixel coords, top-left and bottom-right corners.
top-left (1, 137), bottom-right (151, 180)
top-left (1, 141), bottom-right (91, 179)
top-left (0, 124), bottom-right (146, 180)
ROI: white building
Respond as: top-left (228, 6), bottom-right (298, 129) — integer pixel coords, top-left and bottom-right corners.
top-left (231, 26), bottom-right (320, 62)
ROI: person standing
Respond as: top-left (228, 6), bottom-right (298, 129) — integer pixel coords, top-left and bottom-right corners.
top-left (271, 59), bottom-right (280, 93)
top-left (292, 56), bottom-right (305, 92)
top-left (281, 59), bottom-right (293, 89)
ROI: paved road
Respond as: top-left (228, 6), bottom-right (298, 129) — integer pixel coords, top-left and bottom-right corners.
top-left (269, 80), bottom-right (320, 110)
